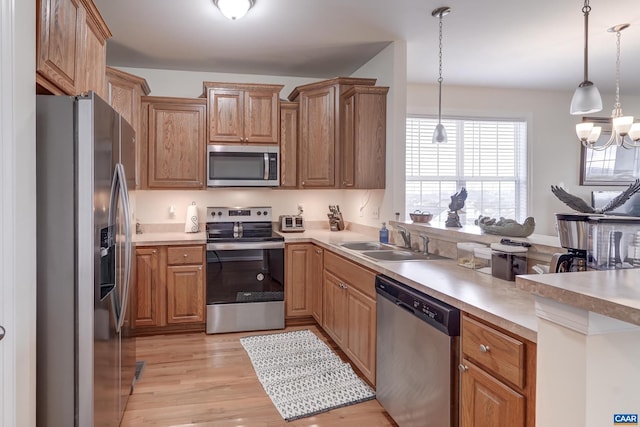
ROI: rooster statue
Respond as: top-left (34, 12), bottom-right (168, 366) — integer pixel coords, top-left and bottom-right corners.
top-left (550, 179), bottom-right (640, 214)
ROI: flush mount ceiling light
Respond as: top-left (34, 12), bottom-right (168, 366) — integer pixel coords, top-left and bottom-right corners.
top-left (213, 0), bottom-right (255, 20)
top-left (570, 0), bottom-right (603, 115)
top-left (432, 6), bottom-right (451, 144)
top-left (578, 24), bottom-right (640, 150)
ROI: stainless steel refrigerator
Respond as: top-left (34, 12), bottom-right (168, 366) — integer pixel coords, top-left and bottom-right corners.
top-left (36, 93), bottom-right (136, 427)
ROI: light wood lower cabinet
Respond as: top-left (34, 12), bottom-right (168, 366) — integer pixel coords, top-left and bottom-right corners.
top-left (460, 314), bottom-right (536, 427)
top-left (310, 246), bottom-right (324, 324)
top-left (322, 251), bottom-right (377, 385)
top-left (285, 243), bottom-right (313, 318)
top-left (132, 244), bottom-right (205, 335)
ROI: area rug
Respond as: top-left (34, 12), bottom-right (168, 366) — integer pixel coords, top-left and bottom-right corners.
top-left (240, 329), bottom-right (375, 421)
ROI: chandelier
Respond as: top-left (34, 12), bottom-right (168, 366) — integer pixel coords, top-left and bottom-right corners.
top-left (577, 24), bottom-right (640, 150)
top-left (213, 0), bottom-right (255, 20)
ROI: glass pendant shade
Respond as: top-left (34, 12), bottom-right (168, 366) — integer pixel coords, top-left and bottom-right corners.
top-left (432, 123), bottom-right (448, 143)
top-left (570, 82), bottom-right (603, 115)
top-left (613, 115), bottom-right (634, 135)
top-left (628, 124), bottom-right (640, 141)
top-left (215, 0), bottom-right (253, 20)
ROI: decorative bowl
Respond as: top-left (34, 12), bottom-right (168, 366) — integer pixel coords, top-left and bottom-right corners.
top-left (409, 211), bottom-right (433, 223)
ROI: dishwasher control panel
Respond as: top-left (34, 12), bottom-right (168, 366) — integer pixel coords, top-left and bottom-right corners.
top-left (375, 274), bottom-right (460, 336)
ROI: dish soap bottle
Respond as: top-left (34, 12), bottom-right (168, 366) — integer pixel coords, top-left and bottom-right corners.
top-left (379, 222), bottom-right (389, 244)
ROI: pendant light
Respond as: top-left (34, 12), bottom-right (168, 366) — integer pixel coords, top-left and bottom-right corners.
top-left (579, 24), bottom-right (640, 150)
top-left (569, 0), bottom-right (602, 115)
top-left (214, 0), bottom-right (255, 20)
top-left (432, 6), bottom-right (451, 144)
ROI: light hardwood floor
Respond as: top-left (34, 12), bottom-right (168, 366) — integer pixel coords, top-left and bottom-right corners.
top-left (122, 325), bottom-right (397, 426)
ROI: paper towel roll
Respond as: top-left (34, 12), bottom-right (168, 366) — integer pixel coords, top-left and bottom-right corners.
top-left (185, 202), bottom-right (199, 233)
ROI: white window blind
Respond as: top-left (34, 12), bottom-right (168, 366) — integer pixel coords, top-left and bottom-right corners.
top-left (406, 116), bottom-right (528, 225)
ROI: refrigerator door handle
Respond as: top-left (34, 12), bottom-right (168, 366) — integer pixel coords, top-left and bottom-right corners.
top-left (115, 163), bottom-right (133, 333)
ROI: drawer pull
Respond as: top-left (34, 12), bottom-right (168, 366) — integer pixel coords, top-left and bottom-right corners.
top-left (479, 344), bottom-right (491, 353)
top-left (458, 364), bottom-right (468, 373)
top-left (184, 253), bottom-right (188, 258)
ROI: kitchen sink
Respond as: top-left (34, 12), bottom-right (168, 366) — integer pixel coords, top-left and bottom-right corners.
top-left (361, 250), bottom-right (448, 262)
top-left (340, 241), bottom-right (395, 251)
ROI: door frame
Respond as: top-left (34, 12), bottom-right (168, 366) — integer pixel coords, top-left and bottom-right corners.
top-left (0, 0), bottom-right (18, 423)
top-left (1, 0), bottom-right (37, 426)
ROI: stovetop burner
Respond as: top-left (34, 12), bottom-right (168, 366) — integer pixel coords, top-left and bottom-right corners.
top-left (206, 206), bottom-right (284, 243)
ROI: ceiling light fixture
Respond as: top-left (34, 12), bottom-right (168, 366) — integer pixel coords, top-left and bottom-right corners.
top-left (213, 0), bottom-right (255, 20)
top-left (432, 6), bottom-right (451, 144)
top-left (570, 0), bottom-right (602, 115)
top-left (578, 24), bottom-right (640, 150)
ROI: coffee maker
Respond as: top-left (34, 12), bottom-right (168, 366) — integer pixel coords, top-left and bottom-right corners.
top-left (550, 213), bottom-right (590, 273)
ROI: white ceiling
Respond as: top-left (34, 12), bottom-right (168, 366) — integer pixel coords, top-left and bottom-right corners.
top-left (95, 0), bottom-right (640, 94)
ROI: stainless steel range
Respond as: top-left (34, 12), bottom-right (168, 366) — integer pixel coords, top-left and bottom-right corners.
top-left (205, 206), bottom-right (285, 334)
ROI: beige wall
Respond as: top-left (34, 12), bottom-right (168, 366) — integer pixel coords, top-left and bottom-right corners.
top-left (407, 83), bottom-right (640, 235)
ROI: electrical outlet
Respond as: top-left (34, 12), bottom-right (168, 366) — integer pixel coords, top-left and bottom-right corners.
top-left (372, 207), bottom-right (380, 219)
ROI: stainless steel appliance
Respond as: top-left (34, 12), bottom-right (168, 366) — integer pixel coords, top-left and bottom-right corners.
top-left (205, 207), bottom-right (285, 333)
top-left (207, 144), bottom-right (279, 187)
top-left (587, 215), bottom-right (640, 269)
top-left (36, 93), bottom-right (135, 427)
top-left (279, 214), bottom-right (305, 232)
top-left (375, 275), bottom-right (460, 427)
top-left (551, 213), bottom-right (591, 272)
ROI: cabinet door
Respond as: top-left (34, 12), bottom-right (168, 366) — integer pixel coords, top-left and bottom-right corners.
top-left (80, 12), bottom-right (108, 99)
top-left (166, 265), bottom-right (205, 324)
top-left (299, 85), bottom-right (335, 188)
top-left (208, 88), bottom-right (244, 143)
top-left (322, 271), bottom-right (348, 347)
top-left (133, 247), bottom-right (162, 328)
top-left (345, 285), bottom-right (376, 385)
top-left (244, 90), bottom-right (280, 144)
top-left (310, 246), bottom-right (324, 324)
top-left (285, 244), bottom-right (312, 317)
top-left (147, 98), bottom-right (206, 189)
top-left (279, 102), bottom-right (298, 188)
top-left (341, 94), bottom-right (356, 188)
top-left (36, 0), bottom-right (85, 94)
top-left (461, 359), bottom-right (525, 427)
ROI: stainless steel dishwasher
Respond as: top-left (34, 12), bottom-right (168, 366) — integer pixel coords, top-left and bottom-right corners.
top-left (375, 274), bottom-right (460, 427)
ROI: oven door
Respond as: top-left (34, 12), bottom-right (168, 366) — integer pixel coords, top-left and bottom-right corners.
top-left (206, 241), bottom-right (284, 305)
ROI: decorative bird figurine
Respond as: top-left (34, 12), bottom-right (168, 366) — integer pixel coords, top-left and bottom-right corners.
top-left (448, 187), bottom-right (468, 212)
top-left (550, 179), bottom-right (640, 214)
top-left (475, 215), bottom-right (536, 237)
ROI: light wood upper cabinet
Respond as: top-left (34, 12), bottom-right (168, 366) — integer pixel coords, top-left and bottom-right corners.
top-left (341, 86), bottom-right (388, 189)
top-left (279, 101), bottom-right (299, 188)
top-left (204, 82), bottom-right (283, 145)
top-left (106, 67), bottom-right (151, 189)
top-left (36, 0), bottom-right (111, 96)
top-left (143, 96), bottom-right (206, 189)
top-left (288, 77), bottom-right (379, 189)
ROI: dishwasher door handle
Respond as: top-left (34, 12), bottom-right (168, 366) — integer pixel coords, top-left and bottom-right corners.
top-left (395, 300), bottom-right (415, 314)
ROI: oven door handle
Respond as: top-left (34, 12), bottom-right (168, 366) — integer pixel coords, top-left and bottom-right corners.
top-left (207, 241), bottom-right (285, 251)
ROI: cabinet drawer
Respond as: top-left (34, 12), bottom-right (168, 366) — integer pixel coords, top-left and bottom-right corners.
top-left (462, 315), bottom-right (525, 389)
top-left (324, 251), bottom-right (376, 299)
top-left (167, 245), bottom-right (204, 265)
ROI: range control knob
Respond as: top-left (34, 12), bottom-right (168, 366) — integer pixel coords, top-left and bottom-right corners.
top-left (217, 211), bottom-right (223, 217)
top-left (263, 211), bottom-right (268, 216)
top-left (257, 211), bottom-right (262, 215)
top-left (211, 211), bottom-right (216, 217)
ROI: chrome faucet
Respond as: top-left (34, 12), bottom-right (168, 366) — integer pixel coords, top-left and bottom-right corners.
top-left (397, 226), bottom-right (412, 249)
top-left (419, 233), bottom-right (430, 255)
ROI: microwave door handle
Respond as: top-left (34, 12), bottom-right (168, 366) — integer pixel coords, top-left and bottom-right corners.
top-left (263, 153), bottom-right (269, 180)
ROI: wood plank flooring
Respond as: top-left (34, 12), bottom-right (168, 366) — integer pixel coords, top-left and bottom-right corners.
top-left (122, 325), bottom-right (397, 426)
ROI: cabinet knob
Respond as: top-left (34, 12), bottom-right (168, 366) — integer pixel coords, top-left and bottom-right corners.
top-left (479, 344), bottom-right (491, 353)
top-left (315, 249), bottom-right (322, 254)
top-left (152, 250), bottom-right (157, 254)
top-left (458, 364), bottom-right (469, 373)
top-left (301, 181), bottom-right (305, 186)
top-left (184, 253), bottom-right (188, 258)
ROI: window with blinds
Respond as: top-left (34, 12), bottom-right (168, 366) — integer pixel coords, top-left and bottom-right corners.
top-left (406, 116), bottom-right (528, 225)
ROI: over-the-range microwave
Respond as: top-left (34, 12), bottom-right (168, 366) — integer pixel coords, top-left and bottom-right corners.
top-left (207, 144), bottom-right (279, 187)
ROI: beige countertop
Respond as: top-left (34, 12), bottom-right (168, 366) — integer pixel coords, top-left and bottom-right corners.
top-left (516, 269), bottom-right (640, 327)
top-left (281, 229), bottom-right (538, 342)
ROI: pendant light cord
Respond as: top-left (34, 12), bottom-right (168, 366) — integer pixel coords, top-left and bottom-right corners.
top-left (582, 1), bottom-right (591, 83)
top-left (437, 12), bottom-right (444, 123)
top-left (614, 29), bottom-right (621, 108)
